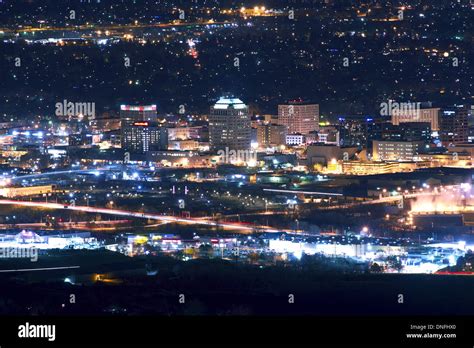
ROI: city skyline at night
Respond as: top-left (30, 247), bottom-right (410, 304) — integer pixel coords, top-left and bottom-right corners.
top-left (0, 0), bottom-right (473, 346)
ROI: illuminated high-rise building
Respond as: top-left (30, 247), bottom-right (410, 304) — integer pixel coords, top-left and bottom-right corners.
top-left (440, 106), bottom-right (469, 145)
top-left (122, 122), bottom-right (168, 153)
top-left (120, 105), bottom-right (157, 127)
top-left (209, 97), bottom-right (251, 151)
top-left (120, 105), bottom-right (161, 153)
top-left (257, 124), bottom-right (287, 147)
top-left (277, 101), bottom-right (320, 135)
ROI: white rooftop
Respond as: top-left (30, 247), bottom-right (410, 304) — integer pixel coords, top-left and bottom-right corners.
top-left (213, 97), bottom-right (247, 110)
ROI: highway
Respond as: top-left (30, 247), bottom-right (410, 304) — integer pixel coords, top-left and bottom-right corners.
top-left (319, 191), bottom-right (440, 210)
top-left (263, 188), bottom-right (343, 196)
top-left (0, 199), bottom-right (281, 233)
top-left (0, 266), bottom-right (80, 273)
top-left (10, 169), bottom-right (100, 182)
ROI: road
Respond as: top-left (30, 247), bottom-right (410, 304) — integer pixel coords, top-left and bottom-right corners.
top-left (10, 169), bottom-right (97, 182)
top-left (0, 199), bottom-right (281, 233)
top-left (319, 191), bottom-right (440, 210)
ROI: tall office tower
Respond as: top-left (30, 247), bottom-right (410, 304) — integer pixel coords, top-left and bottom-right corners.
top-left (120, 105), bottom-right (157, 127)
top-left (120, 105), bottom-right (159, 152)
top-left (391, 107), bottom-right (440, 131)
top-left (277, 101), bottom-right (319, 135)
top-left (337, 117), bottom-right (372, 148)
top-left (209, 97), bottom-right (251, 151)
top-left (122, 122), bottom-right (168, 153)
top-left (440, 106), bottom-right (469, 146)
top-left (257, 124), bottom-right (287, 148)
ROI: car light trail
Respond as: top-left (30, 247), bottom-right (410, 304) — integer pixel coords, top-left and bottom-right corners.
top-left (0, 266), bottom-right (80, 273)
top-left (0, 199), bottom-right (277, 233)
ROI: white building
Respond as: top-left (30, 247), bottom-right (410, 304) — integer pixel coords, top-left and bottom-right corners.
top-left (285, 133), bottom-right (306, 146)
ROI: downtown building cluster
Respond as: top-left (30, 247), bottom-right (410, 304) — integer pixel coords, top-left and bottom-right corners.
top-left (0, 96), bottom-right (471, 177)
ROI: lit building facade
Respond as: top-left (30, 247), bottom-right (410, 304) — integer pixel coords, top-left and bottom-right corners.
top-left (372, 140), bottom-right (424, 161)
top-left (342, 161), bottom-right (403, 175)
top-left (285, 133), bottom-right (306, 146)
top-left (209, 98), bottom-right (251, 151)
top-left (318, 126), bottom-right (340, 145)
top-left (168, 140), bottom-right (200, 151)
top-left (167, 126), bottom-right (202, 141)
top-left (278, 102), bottom-right (319, 135)
top-left (120, 105), bottom-right (157, 127)
top-left (257, 124), bottom-right (287, 147)
top-left (122, 122), bottom-right (168, 153)
top-left (391, 108), bottom-right (440, 131)
top-left (440, 106), bottom-right (469, 146)
top-left (0, 185), bottom-right (55, 198)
